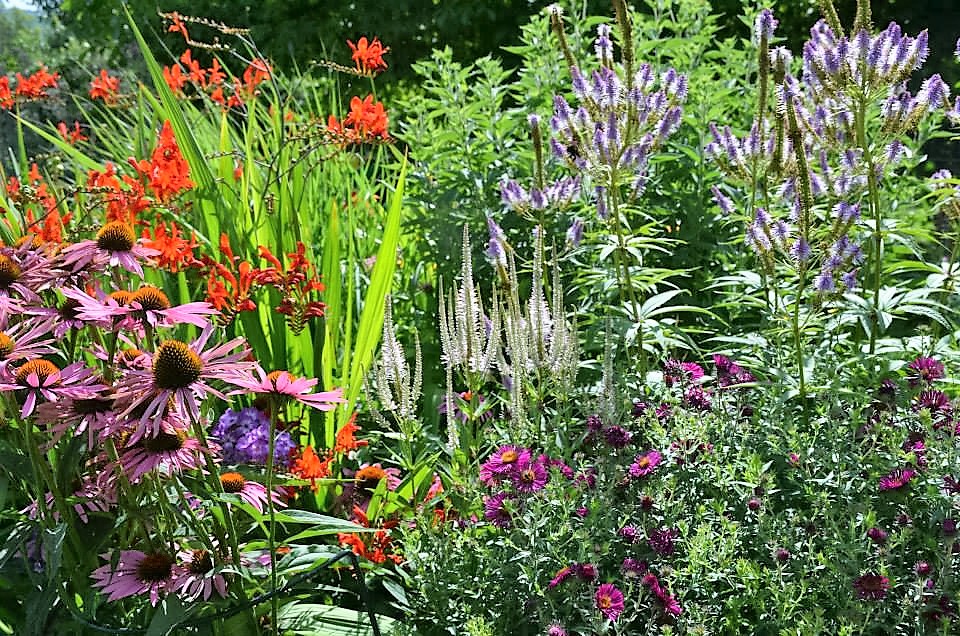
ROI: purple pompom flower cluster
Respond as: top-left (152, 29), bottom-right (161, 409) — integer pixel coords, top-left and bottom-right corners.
top-left (211, 407), bottom-right (295, 468)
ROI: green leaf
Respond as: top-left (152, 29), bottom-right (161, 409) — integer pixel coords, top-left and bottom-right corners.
top-left (145, 596), bottom-right (187, 636)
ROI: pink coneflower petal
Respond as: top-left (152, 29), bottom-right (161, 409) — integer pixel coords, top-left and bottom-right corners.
top-left (228, 366), bottom-right (345, 411)
top-left (91, 550), bottom-right (175, 606)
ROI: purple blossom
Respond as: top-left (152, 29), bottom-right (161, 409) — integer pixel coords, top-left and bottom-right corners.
top-left (867, 527), bottom-right (888, 545)
top-left (647, 527), bottom-right (677, 556)
top-left (566, 218), bottom-right (584, 246)
top-left (754, 9), bottom-right (778, 43)
top-left (629, 450), bottom-right (663, 478)
top-left (212, 407), bottom-right (293, 467)
top-left (483, 491), bottom-right (512, 528)
top-left (879, 467), bottom-right (915, 491)
top-left (683, 386), bottom-right (712, 411)
top-left (594, 24), bottom-right (613, 63)
top-left (603, 425), bottom-right (633, 449)
top-left (711, 185), bottom-right (734, 216)
top-left (907, 357), bottom-right (945, 386)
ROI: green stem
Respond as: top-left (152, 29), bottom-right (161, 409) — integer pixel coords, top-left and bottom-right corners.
top-left (266, 398), bottom-right (281, 636)
top-left (609, 182), bottom-right (644, 377)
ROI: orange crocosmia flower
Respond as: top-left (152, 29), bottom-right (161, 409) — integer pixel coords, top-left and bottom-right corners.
top-left (132, 120), bottom-right (194, 202)
top-left (89, 69), bottom-right (120, 104)
top-left (207, 59), bottom-right (226, 86)
top-left (57, 121), bottom-right (87, 145)
top-left (180, 50), bottom-right (206, 86)
top-left (0, 77), bottom-right (14, 110)
top-left (15, 65), bottom-right (59, 100)
top-left (347, 36), bottom-right (389, 75)
top-left (344, 95), bottom-right (389, 139)
top-left (141, 220), bottom-right (199, 272)
top-left (87, 163), bottom-right (151, 226)
top-left (167, 11), bottom-right (189, 41)
top-left (290, 445), bottom-right (333, 493)
top-left (334, 413), bottom-right (369, 454)
top-left (162, 64), bottom-right (187, 94)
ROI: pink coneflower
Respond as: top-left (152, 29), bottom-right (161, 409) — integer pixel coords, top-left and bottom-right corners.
top-left (119, 420), bottom-right (213, 483)
top-left (595, 583), bottom-right (625, 622)
top-left (228, 367), bottom-right (345, 410)
top-left (37, 387), bottom-right (117, 448)
top-left (629, 450), bottom-right (663, 478)
top-left (0, 359), bottom-right (102, 418)
top-left (114, 324), bottom-right (253, 440)
top-left (546, 624), bottom-right (567, 636)
top-left (483, 491), bottom-right (512, 528)
top-left (219, 472), bottom-right (285, 514)
top-left (128, 286), bottom-right (217, 328)
top-left (22, 474), bottom-right (114, 523)
top-left (879, 467), bottom-right (916, 491)
top-left (853, 573), bottom-right (890, 600)
top-left (90, 550), bottom-right (175, 606)
top-left (0, 318), bottom-right (57, 366)
top-left (513, 454), bottom-right (549, 493)
top-left (0, 247), bottom-right (55, 308)
top-left (907, 357), bottom-right (945, 386)
top-left (60, 221), bottom-right (159, 276)
top-left (172, 548), bottom-right (228, 601)
top-left (63, 286), bottom-right (216, 330)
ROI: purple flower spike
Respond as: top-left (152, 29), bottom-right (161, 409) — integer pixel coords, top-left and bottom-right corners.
top-left (754, 9), bottom-right (778, 43)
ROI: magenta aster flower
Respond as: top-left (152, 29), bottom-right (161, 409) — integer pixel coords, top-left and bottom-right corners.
top-left (603, 425), bottom-right (632, 448)
top-left (219, 472), bottom-right (285, 514)
top-left (664, 359), bottom-right (704, 387)
top-left (172, 548), bottom-right (228, 601)
top-left (0, 359), bottom-right (102, 418)
top-left (629, 450), bottom-right (663, 478)
top-left (481, 445), bottom-right (530, 478)
top-left (483, 491), bottom-right (512, 528)
top-left (648, 527), bottom-right (677, 556)
top-left (119, 419), bottom-right (214, 483)
top-left (879, 467), bottom-right (916, 491)
top-left (595, 583), bottom-right (625, 622)
top-left (90, 550), bottom-right (175, 606)
top-left (546, 624), bottom-right (567, 636)
top-left (914, 389), bottom-right (952, 415)
top-left (853, 573), bottom-right (890, 600)
top-left (114, 325), bottom-right (253, 441)
top-left (60, 221), bottom-right (159, 277)
top-left (907, 356), bottom-right (945, 386)
top-left (683, 386), bottom-right (712, 411)
top-left (513, 454), bottom-right (549, 493)
top-left (228, 367), bottom-right (345, 410)
top-left (547, 566), bottom-right (574, 589)
top-left (622, 557), bottom-right (648, 578)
